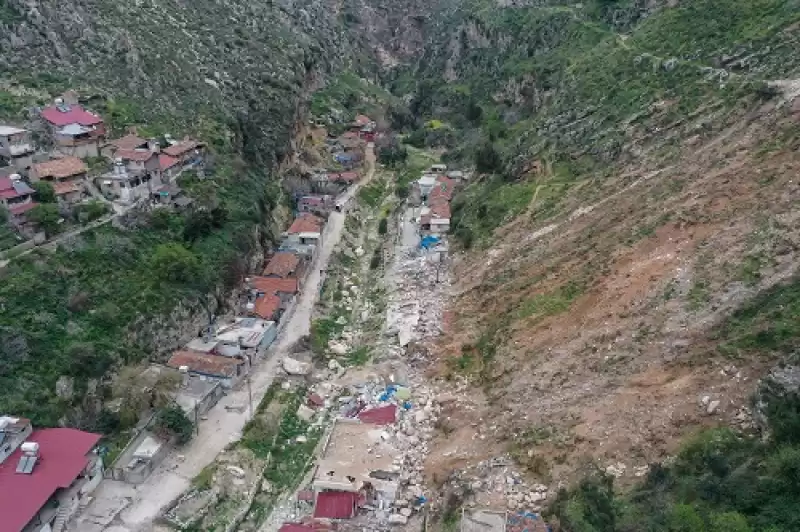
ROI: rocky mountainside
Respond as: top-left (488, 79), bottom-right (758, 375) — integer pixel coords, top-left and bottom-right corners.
top-left (0, 0), bottom-right (382, 426)
top-left (372, 0), bottom-right (800, 529)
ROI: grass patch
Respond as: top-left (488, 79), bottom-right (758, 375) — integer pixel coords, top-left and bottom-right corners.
top-left (345, 346), bottom-right (370, 366)
top-left (310, 316), bottom-right (345, 354)
top-left (716, 276), bottom-right (800, 356)
top-left (516, 280), bottom-right (585, 320)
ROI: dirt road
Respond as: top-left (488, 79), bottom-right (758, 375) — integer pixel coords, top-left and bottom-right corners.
top-left (72, 147), bottom-right (376, 532)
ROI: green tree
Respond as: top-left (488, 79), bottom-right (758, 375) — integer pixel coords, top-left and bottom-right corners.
top-left (155, 403), bottom-right (194, 444)
top-left (709, 512), bottom-right (751, 532)
top-left (668, 504), bottom-right (706, 532)
top-left (32, 181), bottom-right (56, 203)
top-left (28, 204), bottom-right (61, 236)
top-left (475, 142), bottom-right (502, 174)
top-left (150, 243), bottom-right (200, 283)
top-left (465, 100), bottom-right (483, 123)
top-left (378, 217), bottom-right (388, 234)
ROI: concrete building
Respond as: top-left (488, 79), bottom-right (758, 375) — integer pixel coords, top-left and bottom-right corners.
top-left (29, 157), bottom-right (88, 205)
top-left (284, 213), bottom-right (324, 247)
top-left (0, 416), bottom-right (102, 532)
top-left (54, 123), bottom-right (100, 158)
top-left (0, 126), bottom-right (35, 171)
top-left (166, 350), bottom-right (246, 389)
top-left (312, 418), bottom-right (400, 514)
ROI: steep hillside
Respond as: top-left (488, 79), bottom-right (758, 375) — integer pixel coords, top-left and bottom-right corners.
top-left (381, 0), bottom-right (800, 526)
top-left (0, 0), bottom-right (379, 427)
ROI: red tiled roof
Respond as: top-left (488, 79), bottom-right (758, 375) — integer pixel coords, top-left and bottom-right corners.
top-left (354, 114), bottom-right (371, 126)
top-left (116, 148), bottom-right (156, 162)
top-left (419, 214), bottom-right (431, 226)
top-left (167, 350), bottom-right (242, 378)
top-left (32, 157), bottom-right (87, 179)
top-left (0, 427), bottom-right (101, 532)
top-left (162, 139), bottom-right (202, 157)
top-left (159, 153), bottom-right (180, 170)
top-left (280, 524), bottom-right (314, 532)
top-left (52, 180), bottom-right (82, 196)
top-left (9, 202), bottom-right (38, 216)
top-left (252, 293), bottom-right (281, 321)
top-left (430, 202), bottom-right (451, 219)
top-left (109, 134), bottom-right (147, 150)
top-left (250, 276), bottom-right (299, 295)
top-left (263, 252), bottom-right (300, 278)
top-left (307, 393), bottom-right (325, 408)
top-left (313, 491), bottom-right (358, 519)
top-left (357, 404), bottom-right (397, 426)
top-left (288, 214), bottom-right (323, 235)
top-left (429, 178), bottom-right (455, 202)
top-left (41, 104), bottom-right (103, 127)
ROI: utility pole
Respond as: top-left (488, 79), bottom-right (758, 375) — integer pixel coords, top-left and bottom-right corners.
top-left (247, 374), bottom-right (253, 421)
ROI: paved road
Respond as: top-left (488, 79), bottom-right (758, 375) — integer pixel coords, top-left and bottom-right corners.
top-left (72, 147), bottom-right (376, 532)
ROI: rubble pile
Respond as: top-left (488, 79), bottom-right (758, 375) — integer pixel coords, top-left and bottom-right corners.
top-left (441, 456), bottom-right (553, 512)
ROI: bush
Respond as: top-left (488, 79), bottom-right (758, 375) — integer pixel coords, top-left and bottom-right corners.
top-left (27, 204), bottom-right (61, 236)
top-left (154, 404), bottom-right (194, 444)
top-left (378, 217), bottom-right (388, 235)
top-left (475, 142), bottom-right (502, 174)
top-left (149, 243), bottom-right (200, 284)
top-left (32, 181), bottom-right (56, 203)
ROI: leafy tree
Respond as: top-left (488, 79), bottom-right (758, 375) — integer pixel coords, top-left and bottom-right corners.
top-left (378, 217), bottom-right (388, 234)
top-left (709, 512), bottom-right (751, 532)
top-left (155, 403), bottom-right (194, 444)
top-left (27, 204), bottom-right (61, 236)
top-left (76, 199), bottom-right (109, 222)
top-left (150, 243), bottom-right (200, 283)
top-left (0, 205), bottom-right (7, 224)
top-left (32, 181), bottom-right (56, 203)
top-left (668, 504), bottom-right (706, 532)
top-left (475, 142), bottom-right (502, 174)
top-left (465, 100), bottom-right (483, 123)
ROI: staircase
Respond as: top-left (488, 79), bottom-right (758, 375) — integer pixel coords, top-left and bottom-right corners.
top-left (51, 498), bottom-right (77, 532)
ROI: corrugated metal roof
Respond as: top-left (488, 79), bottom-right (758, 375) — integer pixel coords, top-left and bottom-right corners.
top-left (313, 490), bottom-right (358, 519)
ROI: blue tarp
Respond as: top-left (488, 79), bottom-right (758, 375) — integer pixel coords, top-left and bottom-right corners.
top-left (420, 235), bottom-right (440, 249)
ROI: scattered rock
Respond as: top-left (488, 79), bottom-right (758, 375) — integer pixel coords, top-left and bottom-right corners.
top-left (388, 513), bottom-right (408, 525)
top-left (296, 404), bottom-right (315, 422)
top-left (707, 400), bottom-right (721, 415)
top-left (283, 356), bottom-right (312, 375)
top-left (226, 465), bottom-right (245, 478)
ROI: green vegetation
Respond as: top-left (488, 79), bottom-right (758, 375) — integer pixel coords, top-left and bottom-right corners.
top-left (716, 276), bottom-right (800, 357)
top-left (27, 204), bottom-right (61, 237)
top-left (310, 316), bottom-right (345, 354)
top-left (310, 72), bottom-right (393, 118)
top-left (239, 385), bottom-right (324, 525)
top-left (516, 281), bottom-right (585, 320)
top-left (154, 403), bottom-right (195, 444)
top-left (358, 178), bottom-right (386, 208)
top-left (31, 182), bottom-right (56, 204)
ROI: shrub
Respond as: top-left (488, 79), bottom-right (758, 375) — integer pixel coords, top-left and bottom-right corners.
top-left (27, 204), bottom-right (61, 236)
top-left (32, 181), bottom-right (56, 203)
top-left (475, 142), bottom-right (502, 174)
top-left (149, 243), bottom-right (200, 284)
top-left (154, 404), bottom-right (194, 444)
top-left (378, 217), bottom-right (388, 234)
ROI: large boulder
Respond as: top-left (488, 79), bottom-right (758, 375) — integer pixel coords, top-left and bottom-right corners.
top-left (283, 356), bottom-right (312, 375)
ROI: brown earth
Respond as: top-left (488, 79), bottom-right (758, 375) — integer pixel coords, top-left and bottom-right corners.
top-left (425, 94), bottom-right (800, 488)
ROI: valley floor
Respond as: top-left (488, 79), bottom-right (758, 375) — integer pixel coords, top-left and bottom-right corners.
top-left (70, 148), bottom-right (377, 532)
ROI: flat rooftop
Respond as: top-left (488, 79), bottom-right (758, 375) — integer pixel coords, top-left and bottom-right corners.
top-left (314, 419), bottom-right (399, 492)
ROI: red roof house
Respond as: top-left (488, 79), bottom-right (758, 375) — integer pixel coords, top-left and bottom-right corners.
top-left (313, 490), bottom-right (359, 519)
top-left (357, 404), bottom-right (398, 426)
top-left (287, 214), bottom-right (323, 235)
top-left (40, 104), bottom-right (104, 128)
top-left (0, 428), bottom-right (101, 532)
top-left (249, 276), bottom-right (299, 295)
top-left (263, 252), bottom-right (300, 278)
top-left (167, 350), bottom-right (243, 380)
top-left (159, 154), bottom-right (180, 171)
top-left (108, 134), bottom-right (147, 151)
top-left (252, 292), bottom-right (281, 321)
top-left (334, 172), bottom-right (358, 184)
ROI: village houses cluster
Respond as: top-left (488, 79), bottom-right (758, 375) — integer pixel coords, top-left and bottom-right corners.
top-left (0, 112), bottom-right (371, 532)
top-left (0, 91), bottom-right (205, 247)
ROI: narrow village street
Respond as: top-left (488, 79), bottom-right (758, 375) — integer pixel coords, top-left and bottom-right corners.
top-left (71, 147), bottom-right (377, 532)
